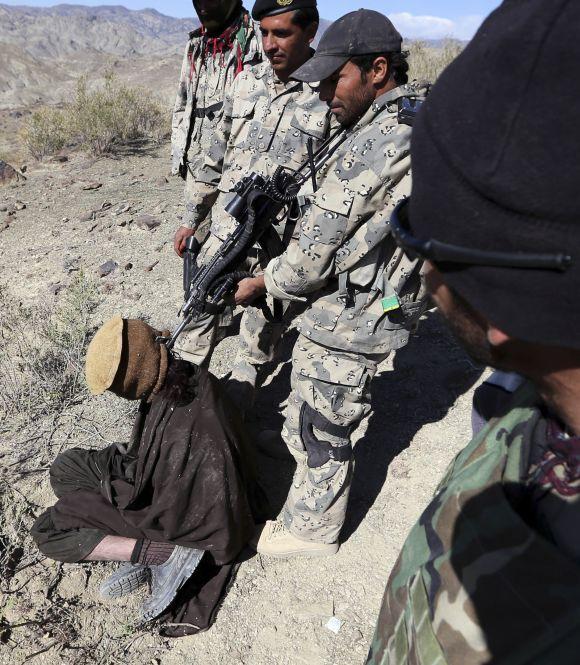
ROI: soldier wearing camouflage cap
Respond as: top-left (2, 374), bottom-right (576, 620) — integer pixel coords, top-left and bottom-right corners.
top-left (367, 0), bottom-right (580, 662)
top-left (234, 10), bottom-right (429, 557)
top-left (173, 0), bottom-right (330, 408)
top-left (172, 1), bottom-right (262, 246)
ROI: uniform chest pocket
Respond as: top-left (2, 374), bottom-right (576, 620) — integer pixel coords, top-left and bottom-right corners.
top-left (300, 182), bottom-right (354, 245)
top-left (273, 108), bottom-right (329, 167)
top-left (229, 100), bottom-right (257, 151)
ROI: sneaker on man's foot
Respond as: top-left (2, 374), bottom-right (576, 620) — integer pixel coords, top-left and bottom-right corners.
top-left (99, 563), bottom-right (149, 599)
top-left (140, 546), bottom-right (204, 622)
top-left (256, 521), bottom-right (339, 559)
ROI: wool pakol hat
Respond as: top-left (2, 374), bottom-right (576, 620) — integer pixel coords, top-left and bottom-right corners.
top-left (252, 0), bottom-right (317, 21)
top-left (85, 317), bottom-right (169, 400)
top-left (292, 9), bottom-right (402, 83)
top-left (409, 0), bottom-right (580, 349)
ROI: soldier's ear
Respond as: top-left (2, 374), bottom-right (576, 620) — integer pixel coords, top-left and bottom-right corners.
top-left (371, 56), bottom-right (390, 87)
top-left (307, 22), bottom-right (318, 44)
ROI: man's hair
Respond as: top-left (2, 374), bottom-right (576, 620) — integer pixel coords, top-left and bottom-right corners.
top-left (351, 51), bottom-right (409, 86)
top-left (291, 8), bottom-right (320, 30)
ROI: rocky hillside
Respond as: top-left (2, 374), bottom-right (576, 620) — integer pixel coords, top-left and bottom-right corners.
top-left (0, 4), bottom-right (198, 109)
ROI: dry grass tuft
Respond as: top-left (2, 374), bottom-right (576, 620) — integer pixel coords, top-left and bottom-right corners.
top-left (407, 39), bottom-right (464, 83)
top-left (0, 274), bottom-right (100, 428)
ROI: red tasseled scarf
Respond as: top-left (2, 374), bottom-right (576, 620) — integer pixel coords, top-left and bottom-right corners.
top-left (188, 16), bottom-right (246, 81)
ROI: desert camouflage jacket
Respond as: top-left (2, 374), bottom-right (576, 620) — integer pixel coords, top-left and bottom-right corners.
top-left (367, 384), bottom-right (580, 664)
top-left (183, 58), bottom-right (331, 238)
top-left (264, 85), bottom-right (426, 354)
top-left (170, 11), bottom-right (262, 177)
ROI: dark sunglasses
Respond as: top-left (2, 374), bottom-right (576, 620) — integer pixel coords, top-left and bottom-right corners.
top-left (390, 198), bottom-right (572, 272)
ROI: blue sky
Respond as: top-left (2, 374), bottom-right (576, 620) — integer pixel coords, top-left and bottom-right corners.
top-left (1, 1), bottom-right (503, 39)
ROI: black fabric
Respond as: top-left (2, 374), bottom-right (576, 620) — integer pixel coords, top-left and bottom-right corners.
top-left (300, 403), bottom-right (353, 468)
top-left (31, 360), bottom-right (269, 635)
top-left (292, 9), bottom-right (402, 83)
top-left (252, 0), bottom-right (317, 21)
top-left (409, 0), bottom-right (580, 349)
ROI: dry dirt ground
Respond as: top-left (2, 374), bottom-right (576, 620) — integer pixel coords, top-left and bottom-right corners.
top-left (0, 145), bottom-right (486, 665)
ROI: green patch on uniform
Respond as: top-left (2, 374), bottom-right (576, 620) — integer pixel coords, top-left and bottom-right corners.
top-left (381, 295), bottom-right (401, 313)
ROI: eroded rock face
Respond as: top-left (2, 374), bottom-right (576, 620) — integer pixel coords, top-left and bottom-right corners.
top-left (0, 160), bottom-right (23, 186)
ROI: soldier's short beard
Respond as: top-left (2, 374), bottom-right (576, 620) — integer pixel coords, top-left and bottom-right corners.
top-left (337, 84), bottom-right (376, 128)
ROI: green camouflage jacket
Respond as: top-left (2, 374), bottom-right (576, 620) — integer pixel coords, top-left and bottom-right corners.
top-left (367, 383), bottom-right (580, 664)
top-left (264, 85), bottom-right (427, 354)
top-left (183, 58), bottom-right (331, 239)
top-left (170, 11), bottom-right (262, 177)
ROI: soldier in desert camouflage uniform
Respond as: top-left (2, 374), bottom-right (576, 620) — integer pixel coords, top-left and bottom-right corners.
top-left (174, 0), bottom-right (330, 384)
top-left (238, 11), bottom-right (428, 557)
top-left (368, 0), bottom-right (580, 661)
top-left (171, 1), bottom-right (261, 248)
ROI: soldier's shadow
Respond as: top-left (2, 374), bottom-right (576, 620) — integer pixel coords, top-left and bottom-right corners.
top-left (341, 311), bottom-right (483, 543)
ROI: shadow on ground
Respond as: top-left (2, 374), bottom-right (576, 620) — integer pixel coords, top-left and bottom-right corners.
top-left (342, 312), bottom-right (483, 542)
top-left (250, 312), bottom-right (483, 537)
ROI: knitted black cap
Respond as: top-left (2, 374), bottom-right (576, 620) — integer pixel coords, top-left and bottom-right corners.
top-left (293, 9), bottom-right (402, 83)
top-left (410, 0), bottom-right (580, 349)
top-left (252, 0), bottom-right (317, 21)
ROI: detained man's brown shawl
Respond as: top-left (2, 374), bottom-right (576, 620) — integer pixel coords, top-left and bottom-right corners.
top-left (48, 360), bottom-right (266, 636)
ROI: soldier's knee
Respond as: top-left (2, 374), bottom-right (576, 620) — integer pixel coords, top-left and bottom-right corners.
top-left (300, 403), bottom-right (353, 469)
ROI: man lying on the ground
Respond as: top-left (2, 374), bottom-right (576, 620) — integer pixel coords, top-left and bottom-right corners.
top-left (367, 0), bottom-right (580, 661)
top-left (31, 317), bottom-right (265, 636)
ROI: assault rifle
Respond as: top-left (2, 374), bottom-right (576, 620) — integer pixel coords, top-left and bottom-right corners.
top-left (162, 128), bottom-right (348, 351)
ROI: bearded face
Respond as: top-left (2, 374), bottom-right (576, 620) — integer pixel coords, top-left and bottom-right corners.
top-left (193, 0), bottom-right (240, 34)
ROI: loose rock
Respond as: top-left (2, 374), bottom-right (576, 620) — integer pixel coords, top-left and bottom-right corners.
top-left (135, 214), bottom-right (161, 231)
top-left (79, 211), bottom-right (96, 222)
top-left (81, 181), bottom-right (102, 191)
top-left (98, 260), bottom-right (118, 277)
top-left (0, 160), bottom-right (23, 186)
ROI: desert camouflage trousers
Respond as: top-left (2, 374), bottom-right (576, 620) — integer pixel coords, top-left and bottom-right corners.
top-left (282, 335), bottom-right (389, 544)
top-left (174, 234), bottom-right (304, 404)
top-left (183, 172), bottom-right (212, 245)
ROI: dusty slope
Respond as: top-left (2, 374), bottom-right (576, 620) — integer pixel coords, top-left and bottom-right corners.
top-left (0, 145), bottom-right (485, 664)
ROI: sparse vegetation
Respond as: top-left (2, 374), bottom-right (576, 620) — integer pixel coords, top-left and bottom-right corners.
top-left (0, 274), bottom-right (100, 426)
top-left (20, 73), bottom-right (169, 159)
top-left (407, 38), bottom-right (464, 82)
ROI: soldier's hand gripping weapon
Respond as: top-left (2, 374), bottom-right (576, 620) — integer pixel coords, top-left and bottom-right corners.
top-left (162, 128), bottom-right (348, 350)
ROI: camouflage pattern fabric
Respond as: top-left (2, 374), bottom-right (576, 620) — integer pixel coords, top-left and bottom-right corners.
top-left (170, 11), bottom-right (262, 230)
top-left (367, 383), bottom-right (580, 664)
top-left (281, 335), bottom-right (388, 543)
top-left (182, 58), bottom-right (330, 239)
top-left (175, 60), bottom-right (331, 369)
top-left (264, 84), bottom-right (428, 355)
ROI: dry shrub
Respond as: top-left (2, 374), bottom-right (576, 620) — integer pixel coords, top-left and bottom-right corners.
top-left (20, 72), bottom-right (168, 159)
top-left (407, 39), bottom-right (464, 83)
top-left (0, 274), bottom-right (99, 427)
top-left (71, 73), bottom-right (167, 154)
top-left (19, 106), bottom-right (69, 160)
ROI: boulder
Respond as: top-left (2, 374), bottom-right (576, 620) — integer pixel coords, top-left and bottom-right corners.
top-left (0, 161), bottom-right (24, 186)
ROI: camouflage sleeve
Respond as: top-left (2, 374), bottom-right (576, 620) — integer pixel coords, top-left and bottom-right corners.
top-left (265, 128), bottom-right (412, 299)
top-left (182, 87), bottom-right (235, 230)
top-left (171, 40), bottom-right (193, 175)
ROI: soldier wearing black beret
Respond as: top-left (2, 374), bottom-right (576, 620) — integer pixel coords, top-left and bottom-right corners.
top-left (252, 0), bottom-right (317, 21)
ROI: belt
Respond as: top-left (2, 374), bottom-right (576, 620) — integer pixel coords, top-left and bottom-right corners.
top-left (193, 102), bottom-right (223, 121)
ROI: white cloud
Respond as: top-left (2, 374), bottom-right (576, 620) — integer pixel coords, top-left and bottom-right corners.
top-left (389, 12), bottom-right (485, 41)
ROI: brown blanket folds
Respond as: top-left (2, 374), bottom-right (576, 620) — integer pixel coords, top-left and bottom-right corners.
top-left (34, 359), bottom-right (266, 636)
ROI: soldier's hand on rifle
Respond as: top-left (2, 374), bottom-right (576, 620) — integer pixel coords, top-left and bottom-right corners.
top-left (234, 275), bottom-right (267, 307)
top-left (174, 226), bottom-right (196, 258)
